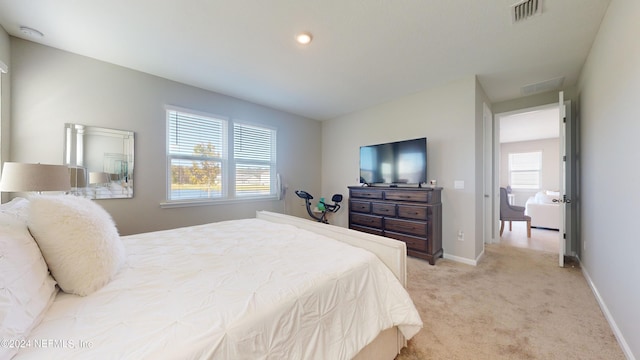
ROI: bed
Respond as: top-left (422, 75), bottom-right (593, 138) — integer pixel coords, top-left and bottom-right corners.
top-left (1, 196), bottom-right (422, 359)
top-left (524, 190), bottom-right (561, 230)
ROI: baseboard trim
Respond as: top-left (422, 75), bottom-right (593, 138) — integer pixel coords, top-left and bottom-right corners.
top-left (443, 253), bottom-right (478, 266)
top-left (580, 261), bottom-right (636, 360)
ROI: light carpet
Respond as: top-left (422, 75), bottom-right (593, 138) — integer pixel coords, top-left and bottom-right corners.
top-left (396, 244), bottom-right (625, 360)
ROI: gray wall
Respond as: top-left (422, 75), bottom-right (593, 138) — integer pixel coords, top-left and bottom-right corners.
top-left (577, 0), bottom-right (639, 357)
top-left (321, 76), bottom-right (483, 263)
top-left (9, 38), bottom-right (322, 235)
top-left (500, 138), bottom-right (560, 206)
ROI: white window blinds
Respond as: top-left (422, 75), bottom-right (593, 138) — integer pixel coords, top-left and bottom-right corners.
top-left (234, 122), bottom-right (276, 197)
top-left (167, 109), bottom-right (227, 201)
top-left (166, 108), bottom-right (276, 202)
top-left (509, 151), bottom-right (542, 189)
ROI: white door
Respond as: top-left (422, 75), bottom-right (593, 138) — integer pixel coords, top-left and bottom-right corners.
top-left (483, 103), bottom-right (494, 244)
top-left (557, 92), bottom-right (566, 267)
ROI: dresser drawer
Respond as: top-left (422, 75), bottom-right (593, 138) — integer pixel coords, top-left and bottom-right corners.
top-left (351, 213), bottom-right (383, 228)
top-left (384, 190), bottom-right (432, 203)
top-left (372, 202), bottom-right (396, 216)
top-left (385, 231), bottom-right (428, 252)
top-left (348, 186), bottom-right (442, 265)
top-left (385, 218), bottom-right (427, 237)
top-left (350, 189), bottom-right (383, 199)
top-left (350, 200), bottom-right (371, 213)
top-left (397, 205), bottom-right (430, 221)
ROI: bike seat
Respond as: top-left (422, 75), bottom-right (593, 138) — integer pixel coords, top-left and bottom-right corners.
top-left (295, 190), bottom-right (313, 200)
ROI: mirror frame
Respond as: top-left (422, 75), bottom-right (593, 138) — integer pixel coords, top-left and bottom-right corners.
top-left (64, 123), bottom-right (135, 199)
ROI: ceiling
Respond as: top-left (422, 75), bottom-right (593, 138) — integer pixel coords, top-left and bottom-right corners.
top-left (499, 106), bottom-right (560, 143)
top-left (0, 0), bottom-right (611, 120)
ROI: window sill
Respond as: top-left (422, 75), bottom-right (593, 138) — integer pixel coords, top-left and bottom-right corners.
top-left (160, 195), bottom-right (279, 209)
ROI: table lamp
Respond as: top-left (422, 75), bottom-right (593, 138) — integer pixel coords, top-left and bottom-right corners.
top-left (0, 162), bottom-right (72, 193)
top-left (89, 171), bottom-right (111, 186)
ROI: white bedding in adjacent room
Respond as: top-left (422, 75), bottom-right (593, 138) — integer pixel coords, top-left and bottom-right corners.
top-left (14, 218), bottom-right (422, 359)
top-left (525, 191), bottom-right (561, 230)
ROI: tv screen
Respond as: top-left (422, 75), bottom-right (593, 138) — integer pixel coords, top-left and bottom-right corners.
top-left (359, 137), bottom-right (427, 186)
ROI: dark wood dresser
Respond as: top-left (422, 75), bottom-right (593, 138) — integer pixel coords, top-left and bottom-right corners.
top-left (348, 186), bottom-right (443, 265)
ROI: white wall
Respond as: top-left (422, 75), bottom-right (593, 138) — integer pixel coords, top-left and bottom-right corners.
top-left (9, 38), bottom-right (322, 235)
top-left (322, 76), bottom-right (481, 262)
top-left (474, 79), bottom-right (491, 258)
top-left (0, 26), bottom-right (10, 191)
top-left (577, 0), bottom-right (640, 358)
top-left (500, 138), bottom-right (560, 206)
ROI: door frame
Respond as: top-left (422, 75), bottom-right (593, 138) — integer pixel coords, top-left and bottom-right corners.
top-left (561, 98), bottom-right (577, 259)
top-left (558, 92), bottom-right (566, 267)
top-left (483, 102), bottom-right (496, 244)
top-left (492, 101), bottom-right (574, 263)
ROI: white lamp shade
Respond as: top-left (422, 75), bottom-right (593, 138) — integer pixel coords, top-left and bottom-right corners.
top-left (0, 162), bottom-right (71, 192)
top-left (89, 172), bottom-right (110, 185)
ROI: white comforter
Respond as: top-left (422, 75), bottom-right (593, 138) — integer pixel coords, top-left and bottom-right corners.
top-left (15, 218), bottom-right (422, 359)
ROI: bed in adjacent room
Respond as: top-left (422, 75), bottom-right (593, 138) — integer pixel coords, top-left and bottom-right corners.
top-left (1, 196), bottom-right (421, 360)
top-left (524, 190), bottom-right (561, 230)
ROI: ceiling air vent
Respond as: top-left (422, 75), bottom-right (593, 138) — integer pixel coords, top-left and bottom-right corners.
top-left (511, 0), bottom-right (542, 23)
top-left (521, 76), bottom-right (564, 96)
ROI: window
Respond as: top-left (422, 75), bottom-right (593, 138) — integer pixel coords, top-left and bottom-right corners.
top-left (508, 151), bottom-right (542, 190)
top-left (166, 107), bottom-right (276, 203)
top-left (234, 122), bottom-right (277, 197)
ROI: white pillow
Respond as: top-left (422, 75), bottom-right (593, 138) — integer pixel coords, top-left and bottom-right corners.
top-left (28, 195), bottom-right (126, 296)
top-left (534, 191), bottom-right (556, 204)
top-left (0, 197), bottom-right (30, 223)
top-left (0, 213), bottom-right (58, 360)
top-left (545, 190), bottom-right (561, 202)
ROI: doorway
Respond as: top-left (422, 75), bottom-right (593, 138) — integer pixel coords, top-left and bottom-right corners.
top-left (494, 103), bottom-right (562, 254)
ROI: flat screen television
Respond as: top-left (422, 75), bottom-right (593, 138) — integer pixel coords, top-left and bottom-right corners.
top-left (359, 137), bottom-right (427, 186)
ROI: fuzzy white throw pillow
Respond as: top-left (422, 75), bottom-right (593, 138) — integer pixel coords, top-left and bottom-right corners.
top-left (28, 195), bottom-right (125, 296)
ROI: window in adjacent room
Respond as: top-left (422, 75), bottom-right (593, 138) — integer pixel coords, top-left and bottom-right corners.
top-left (165, 107), bottom-right (277, 204)
top-left (508, 151), bottom-right (542, 190)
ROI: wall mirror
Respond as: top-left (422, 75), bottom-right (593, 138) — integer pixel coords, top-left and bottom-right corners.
top-left (64, 123), bottom-right (134, 199)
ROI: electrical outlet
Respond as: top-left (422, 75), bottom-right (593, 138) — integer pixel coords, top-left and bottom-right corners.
top-left (457, 230), bottom-right (464, 241)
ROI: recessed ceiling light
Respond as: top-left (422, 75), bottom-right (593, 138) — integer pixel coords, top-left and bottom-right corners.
top-left (19, 26), bottom-right (44, 39)
top-left (296, 32), bottom-right (313, 45)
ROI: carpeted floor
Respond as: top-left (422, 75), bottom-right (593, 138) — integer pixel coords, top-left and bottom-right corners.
top-left (396, 244), bottom-right (625, 360)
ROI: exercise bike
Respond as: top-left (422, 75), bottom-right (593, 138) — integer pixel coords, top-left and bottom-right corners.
top-left (295, 190), bottom-right (342, 224)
